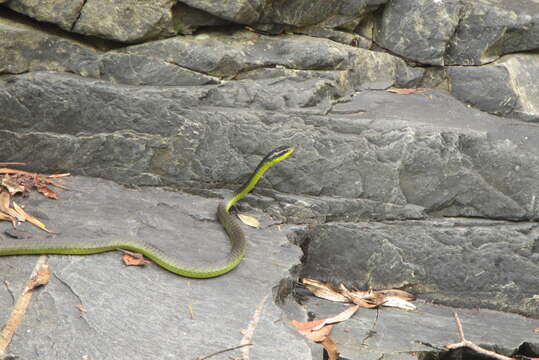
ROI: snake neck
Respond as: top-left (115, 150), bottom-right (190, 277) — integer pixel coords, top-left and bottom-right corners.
top-left (225, 161), bottom-right (269, 211)
top-left (225, 146), bottom-right (295, 212)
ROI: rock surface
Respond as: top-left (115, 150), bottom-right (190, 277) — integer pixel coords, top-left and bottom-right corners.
top-left (449, 53), bottom-right (539, 121)
top-left (295, 296), bottom-right (538, 360)
top-left (299, 220), bottom-right (539, 317)
top-left (1, 0), bottom-right (539, 359)
top-left (0, 177), bottom-right (307, 359)
top-left (375, 0), bottom-right (539, 66)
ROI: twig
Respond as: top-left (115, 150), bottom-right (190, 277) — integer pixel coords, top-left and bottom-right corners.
top-left (444, 312), bottom-right (512, 360)
top-left (196, 343), bottom-right (252, 360)
top-left (453, 312), bottom-right (465, 340)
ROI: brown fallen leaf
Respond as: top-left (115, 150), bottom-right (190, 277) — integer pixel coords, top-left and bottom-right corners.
top-left (312, 305), bottom-right (360, 331)
top-left (0, 211), bottom-right (16, 225)
top-left (382, 296), bottom-right (416, 311)
top-left (12, 201), bottom-right (56, 234)
top-left (24, 263), bottom-right (51, 294)
top-left (122, 253), bottom-right (151, 267)
top-left (302, 278), bottom-right (416, 310)
top-left (76, 304), bottom-right (87, 313)
top-left (302, 278), bottom-right (349, 302)
top-left (0, 190), bottom-right (24, 221)
top-left (36, 184), bottom-right (59, 200)
top-left (338, 285), bottom-right (381, 307)
top-left (535, 328), bottom-right (539, 333)
top-left (0, 168), bottom-right (70, 191)
top-left (320, 337), bottom-right (339, 360)
top-left (290, 319), bottom-right (333, 342)
top-left (386, 87), bottom-right (427, 95)
top-left (237, 213), bottom-right (260, 228)
top-left (1, 174), bottom-right (26, 195)
top-left (376, 289), bottom-right (416, 301)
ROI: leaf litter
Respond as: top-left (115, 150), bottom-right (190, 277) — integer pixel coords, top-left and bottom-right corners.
top-left (0, 165), bottom-right (70, 233)
top-left (290, 278), bottom-right (417, 359)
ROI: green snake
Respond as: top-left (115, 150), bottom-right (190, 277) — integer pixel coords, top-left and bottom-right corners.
top-left (0, 146), bottom-right (295, 278)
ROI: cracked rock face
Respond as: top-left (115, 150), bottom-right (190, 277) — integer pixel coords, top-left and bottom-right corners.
top-left (300, 220), bottom-right (539, 317)
top-left (375, 0), bottom-right (539, 66)
top-left (1, 1), bottom-right (539, 359)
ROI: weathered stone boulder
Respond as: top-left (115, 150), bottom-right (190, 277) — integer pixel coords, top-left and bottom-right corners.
top-left (449, 53), bottom-right (539, 121)
top-left (374, 0), bottom-right (539, 65)
top-left (374, 0), bottom-right (462, 66)
top-left (1, 1), bottom-right (539, 359)
top-left (3, 0), bottom-right (389, 43)
top-left (299, 220), bottom-right (539, 317)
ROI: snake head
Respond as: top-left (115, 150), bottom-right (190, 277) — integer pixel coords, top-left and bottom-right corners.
top-left (264, 146), bottom-right (295, 166)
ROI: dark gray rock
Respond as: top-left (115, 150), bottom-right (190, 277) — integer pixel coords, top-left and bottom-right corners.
top-left (292, 26), bottom-right (372, 48)
top-left (4, 0), bottom-right (84, 31)
top-left (0, 176), bottom-right (307, 359)
top-left (0, 15), bottom-right (99, 76)
top-left (2, 73), bottom-right (539, 221)
top-left (259, 0), bottom-right (386, 28)
top-left (300, 220), bottom-right (539, 317)
top-left (72, 0), bottom-right (177, 43)
top-left (0, 15), bottom-right (220, 86)
top-left (171, 2), bottom-right (232, 35)
top-left (122, 29), bottom-right (409, 88)
top-left (179, 0), bottom-right (263, 25)
top-left (449, 54), bottom-right (539, 121)
top-left (448, 64), bottom-right (517, 116)
top-left (293, 296), bottom-right (538, 359)
top-left (373, 0), bottom-right (539, 66)
top-left (445, 0), bottom-right (539, 65)
top-left (180, 0), bottom-right (387, 28)
top-left (97, 53), bottom-right (219, 86)
top-left (373, 0), bottom-right (463, 65)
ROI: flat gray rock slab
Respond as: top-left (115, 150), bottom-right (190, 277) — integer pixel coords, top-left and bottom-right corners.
top-left (299, 296), bottom-right (538, 359)
top-left (0, 176), bottom-right (309, 359)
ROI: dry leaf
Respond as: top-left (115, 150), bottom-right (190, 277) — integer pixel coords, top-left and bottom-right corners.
top-left (320, 337), bottom-right (339, 360)
top-left (12, 201), bottom-right (56, 233)
top-left (382, 296), bottom-right (416, 311)
top-left (0, 190), bottom-right (24, 221)
top-left (338, 285), bottom-right (381, 307)
top-left (386, 87), bottom-right (426, 95)
top-left (304, 279), bottom-right (416, 311)
top-left (1, 174), bottom-right (25, 195)
top-left (0, 168), bottom-right (70, 192)
top-left (0, 211), bottom-right (16, 224)
top-left (25, 263), bottom-right (51, 293)
top-left (376, 289), bottom-right (416, 301)
top-left (122, 253), bottom-right (151, 266)
top-left (302, 278), bottom-right (349, 302)
top-left (237, 213), bottom-right (260, 228)
top-left (76, 304), bottom-right (87, 313)
top-left (534, 328), bottom-right (539, 333)
top-left (47, 173), bottom-right (71, 178)
top-left (312, 305), bottom-right (360, 331)
top-left (290, 319), bottom-right (333, 342)
top-left (36, 185), bottom-right (59, 200)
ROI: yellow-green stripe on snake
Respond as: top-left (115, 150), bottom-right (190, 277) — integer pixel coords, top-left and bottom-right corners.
top-left (0, 146), bottom-right (295, 278)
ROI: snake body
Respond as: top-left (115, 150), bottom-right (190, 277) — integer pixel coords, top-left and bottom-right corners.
top-left (0, 146), bottom-right (295, 278)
